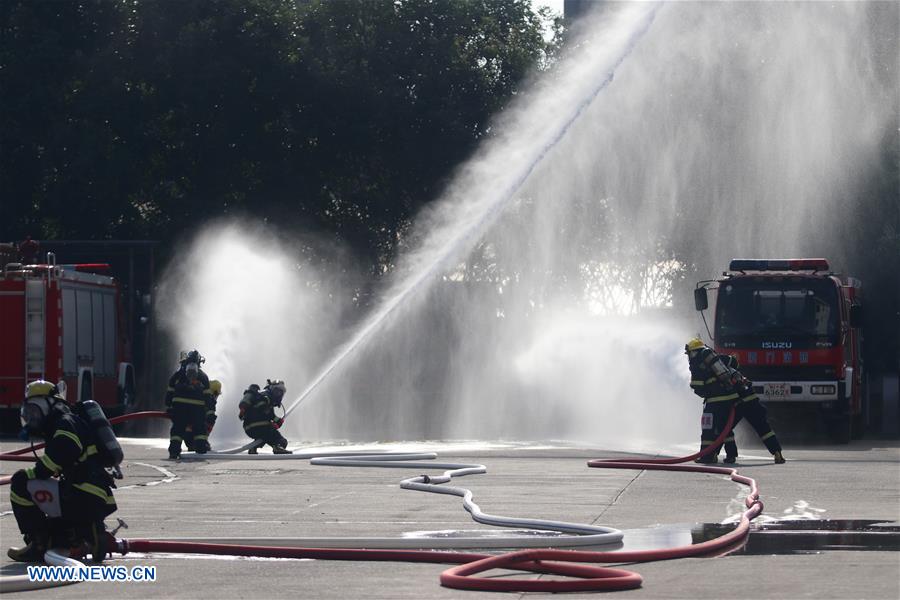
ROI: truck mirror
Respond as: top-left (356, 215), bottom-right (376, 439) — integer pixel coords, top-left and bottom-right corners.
top-left (694, 287), bottom-right (708, 311)
top-left (849, 304), bottom-right (862, 328)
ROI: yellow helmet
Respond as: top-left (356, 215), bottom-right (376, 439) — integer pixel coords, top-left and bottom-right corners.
top-left (25, 380), bottom-right (59, 400)
top-left (209, 380), bottom-right (222, 396)
top-left (685, 337), bottom-right (706, 353)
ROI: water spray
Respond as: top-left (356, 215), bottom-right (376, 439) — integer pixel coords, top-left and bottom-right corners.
top-left (275, 3), bottom-right (665, 426)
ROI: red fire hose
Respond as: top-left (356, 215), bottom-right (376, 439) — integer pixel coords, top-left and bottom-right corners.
top-left (0, 411), bottom-right (169, 463)
top-left (439, 409), bottom-right (754, 592)
top-left (0, 411), bottom-right (171, 482)
top-left (2, 409), bottom-right (758, 593)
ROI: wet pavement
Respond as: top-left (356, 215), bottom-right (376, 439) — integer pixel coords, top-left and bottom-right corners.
top-left (619, 519), bottom-right (900, 555)
top-left (1, 438), bottom-right (898, 598)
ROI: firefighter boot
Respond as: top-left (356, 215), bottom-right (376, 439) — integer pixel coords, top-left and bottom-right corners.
top-left (272, 445), bottom-right (292, 455)
top-left (248, 447), bottom-right (258, 455)
top-left (168, 440), bottom-right (181, 460)
top-left (90, 528), bottom-right (113, 564)
top-left (7, 532), bottom-right (49, 563)
top-left (773, 451), bottom-right (786, 464)
top-left (694, 451), bottom-right (718, 464)
top-left (79, 521), bottom-right (111, 564)
top-left (723, 454), bottom-right (738, 464)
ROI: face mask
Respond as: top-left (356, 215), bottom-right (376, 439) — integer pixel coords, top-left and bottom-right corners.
top-left (20, 398), bottom-right (51, 436)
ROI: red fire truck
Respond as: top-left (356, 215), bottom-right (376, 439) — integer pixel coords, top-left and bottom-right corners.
top-left (694, 258), bottom-right (864, 443)
top-left (0, 251), bottom-right (136, 417)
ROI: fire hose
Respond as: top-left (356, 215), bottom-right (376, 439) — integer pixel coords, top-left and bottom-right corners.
top-left (0, 549), bottom-right (86, 593)
top-left (0, 409), bottom-right (758, 593)
top-left (148, 452), bottom-right (624, 549)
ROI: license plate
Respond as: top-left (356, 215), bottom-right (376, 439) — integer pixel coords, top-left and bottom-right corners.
top-left (764, 383), bottom-right (790, 398)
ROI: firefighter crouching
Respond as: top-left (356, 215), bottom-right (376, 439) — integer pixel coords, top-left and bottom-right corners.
top-left (166, 349), bottom-right (212, 459)
top-left (239, 380), bottom-right (292, 454)
top-left (8, 381), bottom-right (120, 563)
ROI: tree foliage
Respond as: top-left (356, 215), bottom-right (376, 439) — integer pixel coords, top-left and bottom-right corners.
top-left (2, 1), bottom-right (896, 372)
top-left (1, 0), bottom-right (559, 267)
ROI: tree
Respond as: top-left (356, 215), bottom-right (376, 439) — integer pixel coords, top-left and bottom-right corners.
top-left (1, 0), bottom-right (558, 275)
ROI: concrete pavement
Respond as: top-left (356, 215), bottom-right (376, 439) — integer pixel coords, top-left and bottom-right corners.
top-left (1, 437), bottom-right (898, 599)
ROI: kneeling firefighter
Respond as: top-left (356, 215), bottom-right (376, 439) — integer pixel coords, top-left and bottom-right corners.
top-left (239, 380), bottom-right (292, 454)
top-left (8, 380), bottom-right (122, 563)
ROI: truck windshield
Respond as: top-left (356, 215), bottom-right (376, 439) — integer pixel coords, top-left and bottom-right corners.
top-left (715, 279), bottom-right (840, 343)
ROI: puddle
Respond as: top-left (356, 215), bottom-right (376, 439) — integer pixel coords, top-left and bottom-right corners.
top-left (404, 529), bottom-right (566, 539)
top-left (619, 519), bottom-right (900, 555)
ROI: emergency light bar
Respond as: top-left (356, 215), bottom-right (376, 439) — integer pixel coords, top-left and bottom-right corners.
top-left (728, 258), bottom-right (830, 272)
top-left (60, 263), bottom-right (112, 273)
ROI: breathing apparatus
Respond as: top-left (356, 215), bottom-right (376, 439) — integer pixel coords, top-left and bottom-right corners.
top-left (184, 362), bottom-right (200, 387)
top-left (179, 349), bottom-right (205, 390)
top-left (685, 338), bottom-right (744, 390)
top-left (20, 379), bottom-right (124, 478)
top-left (180, 349), bottom-right (205, 366)
top-left (77, 400), bottom-right (124, 477)
top-left (265, 379), bottom-right (287, 407)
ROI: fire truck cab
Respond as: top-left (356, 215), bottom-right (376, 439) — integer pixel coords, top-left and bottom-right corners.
top-left (0, 251), bottom-right (136, 418)
top-left (694, 258), bottom-right (864, 443)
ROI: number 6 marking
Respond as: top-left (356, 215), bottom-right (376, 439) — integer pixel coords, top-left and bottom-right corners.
top-left (34, 490), bottom-right (54, 503)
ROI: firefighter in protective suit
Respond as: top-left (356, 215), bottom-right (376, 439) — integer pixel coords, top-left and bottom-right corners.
top-left (165, 350), bottom-right (212, 458)
top-left (686, 338), bottom-right (785, 464)
top-left (183, 379), bottom-right (220, 452)
top-left (8, 381), bottom-right (118, 563)
top-left (239, 380), bottom-right (292, 454)
top-left (686, 337), bottom-right (744, 464)
top-left (720, 355), bottom-right (786, 464)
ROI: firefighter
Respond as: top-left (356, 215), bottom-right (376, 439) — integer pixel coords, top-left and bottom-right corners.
top-left (183, 379), bottom-right (220, 452)
top-left (7, 381), bottom-right (118, 563)
top-left (239, 380), bottom-right (292, 454)
top-left (685, 337), bottom-right (742, 464)
top-left (165, 350), bottom-right (212, 458)
top-left (720, 355), bottom-right (786, 464)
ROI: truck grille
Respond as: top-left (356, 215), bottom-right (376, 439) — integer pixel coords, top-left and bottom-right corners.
top-left (740, 365), bottom-right (838, 381)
